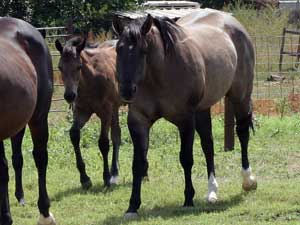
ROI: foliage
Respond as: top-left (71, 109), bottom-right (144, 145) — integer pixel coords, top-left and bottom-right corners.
top-left (1, 0), bottom-right (137, 31)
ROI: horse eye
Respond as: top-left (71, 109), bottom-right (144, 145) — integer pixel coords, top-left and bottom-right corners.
top-left (77, 64), bottom-right (82, 70)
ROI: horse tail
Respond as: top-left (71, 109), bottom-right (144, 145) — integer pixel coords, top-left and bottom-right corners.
top-left (224, 96), bottom-right (235, 151)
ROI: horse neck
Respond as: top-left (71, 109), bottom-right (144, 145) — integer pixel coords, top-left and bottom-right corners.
top-left (145, 31), bottom-right (167, 80)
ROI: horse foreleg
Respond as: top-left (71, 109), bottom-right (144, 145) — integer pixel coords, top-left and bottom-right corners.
top-left (235, 100), bottom-right (257, 192)
top-left (195, 109), bottom-right (218, 203)
top-left (178, 117), bottom-right (195, 207)
top-left (0, 141), bottom-right (12, 225)
top-left (125, 112), bottom-right (150, 218)
top-left (11, 127), bottom-right (25, 205)
top-left (110, 107), bottom-right (121, 184)
top-left (99, 116), bottom-right (111, 187)
top-left (28, 119), bottom-right (56, 225)
top-left (70, 110), bottom-right (92, 189)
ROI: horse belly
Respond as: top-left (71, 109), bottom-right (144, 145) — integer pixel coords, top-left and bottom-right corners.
top-left (197, 45), bottom-right (237, 110)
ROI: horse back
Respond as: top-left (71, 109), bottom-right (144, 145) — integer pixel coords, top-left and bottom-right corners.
top-left (177, 9), bottom-right (254, 105)
top-left (77, 44), bottom-right (119, 111)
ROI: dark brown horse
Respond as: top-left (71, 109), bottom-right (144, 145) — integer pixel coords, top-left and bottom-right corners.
top-left (0, 17), bottom-right (54, 225)
top-left (113, 9), bottom-right (257, 217)
top-left (55, 37), bottom-right (122, 188)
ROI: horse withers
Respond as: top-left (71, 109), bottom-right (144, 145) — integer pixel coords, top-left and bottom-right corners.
top-left (0, 17), bottom-right (54, 225)
top-left (113, 9), bottom-right (257, 217)
top-left (55, 37), bottom-right (122, 188)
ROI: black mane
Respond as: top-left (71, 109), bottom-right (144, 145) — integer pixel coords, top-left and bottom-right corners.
top-left (125, 16), bottom-right (182, 55)
top-left (153, 16), bottom-right (180, 54)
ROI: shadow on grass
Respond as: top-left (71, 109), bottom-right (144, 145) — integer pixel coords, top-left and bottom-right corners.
top-left (51, 180), bottom-right (132, 202)
top-left (101, 192), bottom-right (247, 225)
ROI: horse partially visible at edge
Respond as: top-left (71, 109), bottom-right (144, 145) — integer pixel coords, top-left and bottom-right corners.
top-left (0, 17), bottom-right (55, 225)
top-left (55, 37), bottom-right (122, 188)
top-left (112, 9), bottom-right (257, 217)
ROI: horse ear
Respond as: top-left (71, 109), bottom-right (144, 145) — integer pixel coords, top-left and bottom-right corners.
top-left (76, 38), bottom-right (86, 53)
top-left (141, 14), bottom-right (153, 36)
top-left (55, 39), bottom-right (63, 54)
top-left (112, 16), bottom-right (124, 36)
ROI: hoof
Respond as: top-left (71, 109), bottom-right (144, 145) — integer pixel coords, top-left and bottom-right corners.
top-left (19, 198), bottom-right (25, 206)
top-left (241, 168), bottom-right (257, 192)
top-left (206, 191), bottom-right (218, 203)
top-left (242, 176), bottom-right (257, 192)
top-left (81, 179), bottom-right (93, 190)
top-left (110, 176), bottom-right (119, 185)
top-left (37, 212), bottom-right (56, 225)
top-left (124, 212), bottom-right (138, 219)
top-left (183, 201), bottom-right (194, 207)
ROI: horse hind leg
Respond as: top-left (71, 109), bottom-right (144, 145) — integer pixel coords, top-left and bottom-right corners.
top-left (0, 141), bottom-right (13, 225)
top-left (234, 99), bottom-right (257, 192)
top-left (99, 116), bottom-right (112, 187)
top-left (109, 108), bottom-right (121, 185)
top-left (28, 118), bottom-right (56, 225)
top-left (11, 127), bottom-right (26, 206)
top-left (195, 109), bottom-right (218, 203)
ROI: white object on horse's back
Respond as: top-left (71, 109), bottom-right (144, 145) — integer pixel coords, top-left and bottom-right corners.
top-left (206, 173), bottom-right (218, 203)
top-left (37, 212), bottom-right (56, 225)
top-left (241, 167), bottom-right (257, 191)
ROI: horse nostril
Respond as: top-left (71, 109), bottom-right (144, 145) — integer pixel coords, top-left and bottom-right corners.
top-left (64, 92), bottom-right (76, 103)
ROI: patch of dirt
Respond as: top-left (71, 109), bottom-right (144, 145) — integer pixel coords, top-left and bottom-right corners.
top-left (211, 93), bottom-right (300, 116)
top-left (253, 99), bottom-right (278, 115)
top-left (288, 93), bottom-right (300, 112)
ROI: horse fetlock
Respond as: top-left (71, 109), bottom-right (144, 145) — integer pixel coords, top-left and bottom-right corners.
top-left (19, 197), bottom-right (26, 206)
top-left (37, 212), bottom-right (56, 225)
top-left (241, 167), bottom-right (257, 191)
top-left (110, 175), bottom-right (119, 185)
top-left (81, 178), bottom-right (93, 190)
top-left (206, 173), bottom-right (218, 203)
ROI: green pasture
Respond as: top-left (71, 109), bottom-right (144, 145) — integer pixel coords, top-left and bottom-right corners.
top-left (4, 112), bottom-right (300, 225)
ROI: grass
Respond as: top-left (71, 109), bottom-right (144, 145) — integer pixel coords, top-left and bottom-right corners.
top-left (4, 113), bottom-right (300, 225)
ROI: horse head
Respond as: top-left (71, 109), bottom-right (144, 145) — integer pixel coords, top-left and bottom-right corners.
top-left (55, 36), bottom-right (86, 103)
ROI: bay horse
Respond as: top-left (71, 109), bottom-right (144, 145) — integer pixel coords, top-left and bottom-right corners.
top-left (55, 37), bottom-right (122, 188)
top-left (0, 17), bottom-right (55, 225)
top-left (112, 9), bottom-right (257, 217)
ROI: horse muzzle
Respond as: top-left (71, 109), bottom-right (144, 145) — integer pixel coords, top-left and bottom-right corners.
top-left (119, 84), bottom-right (137, 104)
top-left (64, 91), bottom-right (77, 103)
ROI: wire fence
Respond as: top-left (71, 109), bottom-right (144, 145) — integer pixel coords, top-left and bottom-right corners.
top-left (44, 26), bottom-right (300, 115)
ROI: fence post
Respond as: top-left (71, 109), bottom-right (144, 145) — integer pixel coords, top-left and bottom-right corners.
top-left (224, 97), bottom-right (235, 151)
top-left (279, 27), bottom-right (286, 72)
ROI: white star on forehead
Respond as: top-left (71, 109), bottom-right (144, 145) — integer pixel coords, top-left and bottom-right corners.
top-left (129, 45), bottom-right (134, 50)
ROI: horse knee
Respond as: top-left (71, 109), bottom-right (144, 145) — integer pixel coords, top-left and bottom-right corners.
top-left (98, 136), bottom-right (109, 154)
top-left (0, 160), bottom-right (9, 183)
top-left (12, 152), bottom-right (23, 170)
top-left (236, 113), bottom-right (253, 136)
top-left (132, 159), bottom-right (148, 177)
top-left (70, 127), bottom-right (80, 146)
top-left (179, 152), bottom-right (193, 169)
top-left (32, 149), bottom-right (48, 170)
